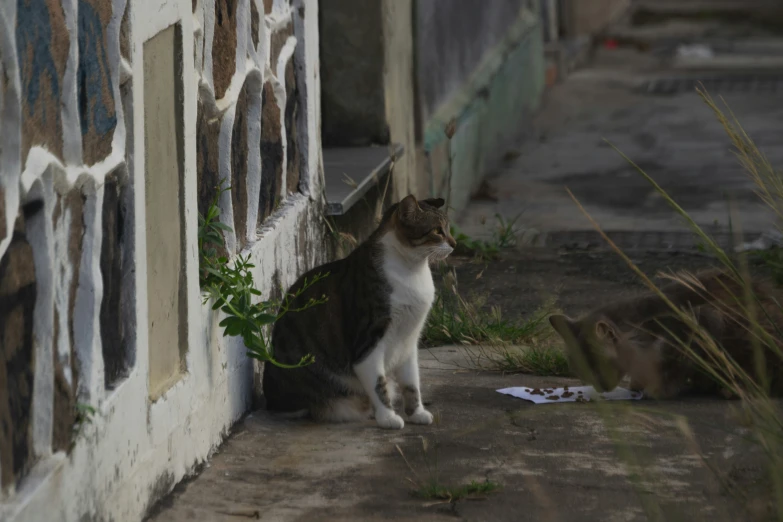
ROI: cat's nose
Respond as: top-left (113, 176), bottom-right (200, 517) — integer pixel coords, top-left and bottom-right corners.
top-left (446, 236), bottom-right (456, 249)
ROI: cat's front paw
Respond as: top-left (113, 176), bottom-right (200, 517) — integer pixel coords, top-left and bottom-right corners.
top-left (376, 410), bottom-right (405, 430)
top-left (408, 408), bottom-right (434, 425)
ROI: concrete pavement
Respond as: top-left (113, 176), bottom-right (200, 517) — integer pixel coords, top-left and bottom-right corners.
top-left (458, 13), bottom-right (783, 243)
top-left (147, 345), bottom-right (771, 522)
top-left (147, 248), bottom-right (778, 522)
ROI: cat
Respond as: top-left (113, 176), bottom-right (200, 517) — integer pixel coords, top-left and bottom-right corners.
top-left (263, 194), bottom-right (456, 429)
top-left (548, 269), bottom-right (783, 399)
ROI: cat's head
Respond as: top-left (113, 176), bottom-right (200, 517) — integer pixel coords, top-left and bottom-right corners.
top-left (548, 314), bottom-right (626, 392)
top-left (388, 194), bottom-right (456, 262)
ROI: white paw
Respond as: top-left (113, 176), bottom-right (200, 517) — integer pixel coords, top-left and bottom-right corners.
top-left (376, 410), bottom-right (405, 430)
top-left (408, 408), bottom-right (434, 425)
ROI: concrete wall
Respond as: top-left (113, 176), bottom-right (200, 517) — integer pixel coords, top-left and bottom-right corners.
top-left (415, 0), bottom-right (526, 125)
top-left (0, 0), bottom-right (331, 520)
top-left (415, 1), bottom-right (545, 216)
top-left (319, 0), bottom-right (387, 148)
top-left (318, 0), bottom-right (417, 203)
top-left (381, 0), bottom-right (417, 202)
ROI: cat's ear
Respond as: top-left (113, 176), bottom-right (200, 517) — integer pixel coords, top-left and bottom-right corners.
top-left (549, 315), bottom-right (585, 360)
top-left (398, 194), bottom-right (419, 220)
top-left (595, 320), bottom-right (618, 342)
top-left (549, 314), bottom-right (577, 340)
top-left (421, 197), bottom-right (445, 209)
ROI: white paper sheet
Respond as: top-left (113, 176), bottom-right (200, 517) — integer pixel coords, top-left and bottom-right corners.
top-left (496, 385), bottom-right (643, 404)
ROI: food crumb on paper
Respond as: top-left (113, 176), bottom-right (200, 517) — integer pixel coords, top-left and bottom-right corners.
top-left (497, 385), bottom-right (643, 404)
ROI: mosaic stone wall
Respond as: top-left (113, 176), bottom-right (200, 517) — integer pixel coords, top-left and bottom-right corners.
top-left (194, 0), bottom-right (304, 254)
top-left (0, 0), bottom-right (134, 493)
top-left (0, 0), bottom-right (306, 495)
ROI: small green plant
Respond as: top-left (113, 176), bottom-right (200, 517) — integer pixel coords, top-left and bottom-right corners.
top-left (450, 225), bottom-right (500, 260)
top-left (493, 213), bottom-right (522, 249)
top-left (396, 438), bottom-right (500, 507)
top-left (414, 479), bottom-right (500, 502)
top-left (75, 403), bottom-right (96, 425)
top-left (450, 214), bottom-right (523, 261)
top-left (466, 344), bottom-right (571, 376)
top-left (198, 182), bottom-right (233, 287)
top-left (423, 266), bottom-right (566, 375)
top-left (71, 403), bottom-right (97, 450)
top-left (198, 181), bottom-right (326, 368)
top-left (423, 286), bottom-right (554, 348)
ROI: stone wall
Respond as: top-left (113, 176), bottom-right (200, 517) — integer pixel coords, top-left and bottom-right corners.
top-left (0, 0), bottom-right (325, 520)
top-left (1, 0), bottom-right (134, 495)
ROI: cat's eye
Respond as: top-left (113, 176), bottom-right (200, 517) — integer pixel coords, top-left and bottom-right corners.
top-left (433, 226), bottom-right (445, 236)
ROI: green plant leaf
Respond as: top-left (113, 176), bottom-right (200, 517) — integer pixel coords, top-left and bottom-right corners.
top-left (246, 349), bottom-right (271, 361)
top-left (211, 222), bottom-right (233, 231)
top-left (203, 266), bottom-right (224, 278)
top-left (225, 323), bottom-right (245, 337)
top-left (198, 198), bottom-right (323, 372)
top-left (255, 313), bottom-right (277, 325)
top-left (218, 316), bottom-right (237, 328)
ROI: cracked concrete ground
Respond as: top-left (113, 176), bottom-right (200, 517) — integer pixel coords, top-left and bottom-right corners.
top-left (146, 345), bottom-right (773, 522)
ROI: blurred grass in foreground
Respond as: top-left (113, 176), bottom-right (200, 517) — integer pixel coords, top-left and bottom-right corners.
top-left (566, 86), bottom-right (783, 521)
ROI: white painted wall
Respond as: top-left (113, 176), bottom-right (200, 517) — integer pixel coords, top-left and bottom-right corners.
top-left (0, 0), bottom-right (325, 521)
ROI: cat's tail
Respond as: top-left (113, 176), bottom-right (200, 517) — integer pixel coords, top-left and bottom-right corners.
top-left (312, 396), bottom-right (373, 423)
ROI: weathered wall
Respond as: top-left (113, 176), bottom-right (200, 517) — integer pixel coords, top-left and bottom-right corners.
top-left (1, 0), bottom-right (134, 498)
top-left (318, 0), bottom-right (417, 203)
top-left (415, 0), bottom-right (527, 125)
top-left (319, 0), bottom-right (387, 148)
top-left (381, 0), bottom-right (417, 202)
top-left (415, 2), bottom-right (545, 216)
top-left (0, 0), bottom-right (328, 520)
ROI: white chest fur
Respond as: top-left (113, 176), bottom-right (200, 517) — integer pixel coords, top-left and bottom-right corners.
top-left (379, 235), bottom-right (436, 367)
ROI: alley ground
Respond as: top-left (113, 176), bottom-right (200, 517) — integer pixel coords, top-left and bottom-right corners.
top-left (148, 251), bottom-right (775, 522)
top-left (148, 7), bottom-right (783, 522)
top-left (152, 250), bottom-right (766, 522)
top-left (460, 5), bottom-right (783, 243)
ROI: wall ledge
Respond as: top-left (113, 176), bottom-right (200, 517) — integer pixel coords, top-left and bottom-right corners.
top-left (322, 143), bottom-right (403, 216)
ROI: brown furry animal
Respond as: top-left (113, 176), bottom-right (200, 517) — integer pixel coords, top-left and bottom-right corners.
top-left (549, 269), bottom-right (783, 399)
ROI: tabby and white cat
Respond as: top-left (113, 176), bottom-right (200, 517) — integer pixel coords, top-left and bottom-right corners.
top-left (263, 195), bottom-right (456, 429)
top-left (549, 269), bottom-right (783, 399)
